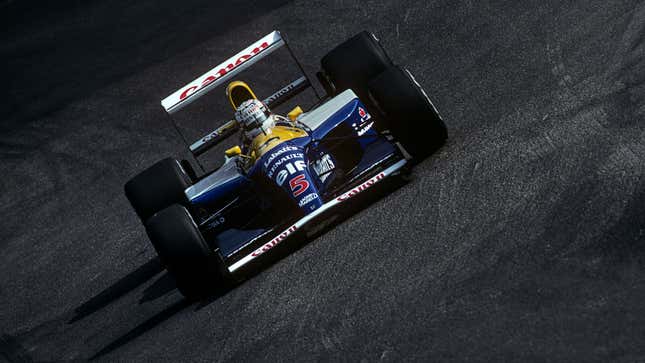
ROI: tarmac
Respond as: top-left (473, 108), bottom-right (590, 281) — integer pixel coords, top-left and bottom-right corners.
top-left (1, 0), bottom-right (645, 361)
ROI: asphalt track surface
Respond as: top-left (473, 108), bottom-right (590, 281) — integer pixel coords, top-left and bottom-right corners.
top-left (2, 0), bottom-right (645, 361)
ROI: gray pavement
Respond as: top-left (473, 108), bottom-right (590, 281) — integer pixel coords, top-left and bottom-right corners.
top-left (2, 0), bottom-right (645, 361)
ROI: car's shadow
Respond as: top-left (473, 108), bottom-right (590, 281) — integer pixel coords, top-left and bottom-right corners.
top-left (89, 280), bottom-right (235, 360)
top-left (139, 272), bottom-right (176, 304)
top-left (68, 257), bottom-right (164, 324)
top-left (88, 298), bottom-right (189, 360)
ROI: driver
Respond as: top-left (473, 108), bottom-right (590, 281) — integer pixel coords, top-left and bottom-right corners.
top-left (234, 99), bottom-right (293, 152)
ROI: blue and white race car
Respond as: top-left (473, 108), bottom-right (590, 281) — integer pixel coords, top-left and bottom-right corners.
top-left (125, 30), bottom-right (447, 299)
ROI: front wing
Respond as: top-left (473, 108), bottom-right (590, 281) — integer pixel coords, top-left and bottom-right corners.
top-left (227, 158), bottom-right (407, 273)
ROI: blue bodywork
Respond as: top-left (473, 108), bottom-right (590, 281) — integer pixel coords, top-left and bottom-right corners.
top-left (186, 94), bottom-right (402, 260)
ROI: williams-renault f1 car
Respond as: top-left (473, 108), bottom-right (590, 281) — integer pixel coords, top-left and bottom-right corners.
top-left (124, 30), bottom-right (447, 299)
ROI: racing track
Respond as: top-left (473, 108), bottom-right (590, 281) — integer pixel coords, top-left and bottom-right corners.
top-left (2, 0), bottom-right (645, 361)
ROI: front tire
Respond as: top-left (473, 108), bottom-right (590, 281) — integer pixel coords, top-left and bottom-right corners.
top-left (145, 204), bottom-right (229, 300)
top-left (124, 157), bottom-right (192, 222)
top-left (321, 31), bottom-right (393, 101)
top-left (368, 66), bottom-right (447, 161)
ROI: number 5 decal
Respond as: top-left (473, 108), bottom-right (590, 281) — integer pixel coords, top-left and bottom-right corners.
top-left (289, 174), bottom-right (309, 197)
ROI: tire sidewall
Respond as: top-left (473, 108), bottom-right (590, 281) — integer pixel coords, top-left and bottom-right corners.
top-left (368, 66), bottom-right (447, 160)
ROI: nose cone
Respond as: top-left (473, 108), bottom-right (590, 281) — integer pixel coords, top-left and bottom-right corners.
top-left (261, 143), bottom-right (323, 214)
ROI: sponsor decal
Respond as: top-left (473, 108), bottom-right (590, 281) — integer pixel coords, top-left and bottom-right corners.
top-left (358, 107), bottom-right (371, 121)
top-left (357, 122), bottom-right (374, 136)
top-left (298, 193), bottom-right (319, 207)
top-left (208, 216), bottom-right (226, 229)
top-left (178, 42), bottom-right (269, 102)
top-left (179, 42), bottom-right (269, 101)
top-left (352, 121), bottom-right (374, 136)
top-left (251, 225), bottom-right (298, 257)
top-left (265, 81), bottom-right (297, 105)
top-left (263, 145), bottom-right (300, 170)
top-left (191, 120), bottom-right (237, 151)
top-left (239, 102), bottom-right (262, 119)
top-left (312, 154), bottom-right (335, 182)
top-left (275, 160), bottom-right (306, 186)
top-left (268, 154), bottom-right (305, 179)
top-left (289, 174), bottom-right (310, 197)
top-left (352, 107), bottom-right (373, 136)
top-left (198, 129), bottom-right (223, 146)
top-left (337, 173), bottom-right (385, 201)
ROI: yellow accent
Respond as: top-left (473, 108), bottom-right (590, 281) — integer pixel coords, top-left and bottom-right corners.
top-left (287, 106), bottom-right (304, 121)
top-left (225, 145), bottom-right (242, 157)
top-left (226, 81), bottom-right (257, 110)
top-left (249, 126), bottom-right (308, 161)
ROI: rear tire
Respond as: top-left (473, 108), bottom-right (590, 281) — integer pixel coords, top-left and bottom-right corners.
top-left (124, 157), bottom-right (192, 222)
top-left (145, 204), bottom-right (229, 300)
top-left (321, 31), bottom-right (392, 101)
top-left (368, 66), bottom-right (447, 161)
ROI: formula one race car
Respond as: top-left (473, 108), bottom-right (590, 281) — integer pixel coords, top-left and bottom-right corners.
top-left (124, 30), bottom-right (446, 299)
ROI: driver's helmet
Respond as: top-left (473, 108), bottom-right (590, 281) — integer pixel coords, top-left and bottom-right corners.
top-left (234, 99), bottom-right (274, 139)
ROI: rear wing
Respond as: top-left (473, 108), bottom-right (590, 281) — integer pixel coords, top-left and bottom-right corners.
top-left (160, 30), bottom-right (320, 164)
top-left (161, 31), bottom-right (285, 114)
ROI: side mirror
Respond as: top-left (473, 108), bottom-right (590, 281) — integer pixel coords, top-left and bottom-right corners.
top-left (225, 145), bottom-right (242, 157)
top-left (287, 106), bottom-right (304, 121)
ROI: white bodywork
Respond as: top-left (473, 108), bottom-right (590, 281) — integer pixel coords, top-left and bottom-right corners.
top-left (184, 156), bottom-right (240, 202)
top-left (298, 89), bottom-right (357, 131)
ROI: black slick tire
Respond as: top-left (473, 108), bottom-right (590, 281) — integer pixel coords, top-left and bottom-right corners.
top-left (124, 157), bottom-right (192, 222)
top-left (145, 204), bottom-right (229, 300)
top-left (368, 66), bottom-right (447, 161)
top-left (321, 31), bottom-right (393, 101)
